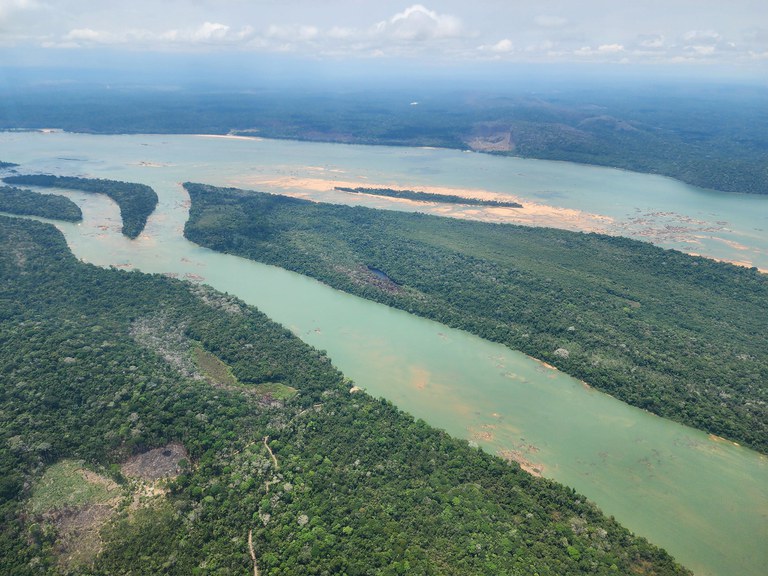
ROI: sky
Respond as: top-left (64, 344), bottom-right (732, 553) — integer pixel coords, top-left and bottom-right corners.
top-left (1, 0), bottom-right (767, 82)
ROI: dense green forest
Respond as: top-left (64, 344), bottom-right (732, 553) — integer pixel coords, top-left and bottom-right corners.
top-left (335, 187), bottom-right (523, 208)
top-left (0, 185), bottom-right (82, 221)
top-left (184, 184), bottom-right (768, 454)
top-left (0, 214), bottom-right (689, 575)
top-left (1, 83), bottom-right (766, 194)
top-left (3, 175), bottom-right (157, 239)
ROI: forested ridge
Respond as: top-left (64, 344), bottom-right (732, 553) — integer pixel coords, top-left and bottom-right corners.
top-left (184, 184), bottom-right (768, 453)
top-left (0, 214), bottom-right (689, 574)
top-left (0, 185), bottom-right (82, 222)
top-left (3, 175), bottom-right (157, 239)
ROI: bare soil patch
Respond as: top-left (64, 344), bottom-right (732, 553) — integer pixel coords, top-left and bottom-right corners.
top-left (121, 442), bottom-right (189, 481)
top-left (48, 503), bottom-right (116, 569)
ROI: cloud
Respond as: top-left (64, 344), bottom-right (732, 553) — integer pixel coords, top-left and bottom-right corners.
top-left (36, 4), bottom-right (467, 56)
top-left (0, 0), bottom-right (38, 18)
top-left (4, 1), bottom-right (766, 70)
top-left (683, 30), bottom-right (721, 43)
top-left (637, 34), bottom-right (665, 49)
top-left (168, 22), bottom-right (256, 44)
top-left (378, 4), bottom-right (463, 41)
top-left (687, 44), bottom-right (716, 55)
top-left (266, 24), bottom-right (318, 42)
top-left (573, 43), bottom-right (624, 57)
top-left (598, 43), bottom-right (624, 53)
top-left (255, 4), bottom-right (467, 57)
top-left (65, 28), bottom-right (107, 42)
top-left (0, 0), bottom-right (39, 34)
top-left (490, 38), bottom-right (513, 52)
top-left (478, 38), bottom-right (514, 54)
top-left (51, 21), bottom-right (254, 49)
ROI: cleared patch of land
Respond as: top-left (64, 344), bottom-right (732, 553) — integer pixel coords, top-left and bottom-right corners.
top-left (193, 345), bottom-right (238, 387)
top-left (121, 443), bottom-right (189, 482)
top-left (28, 460), bottom-right (122, 571)
top-left (29, 460), bottom-right (120, 515)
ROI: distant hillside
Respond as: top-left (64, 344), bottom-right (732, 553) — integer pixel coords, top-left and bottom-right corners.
top-left (1, 83), bottom-right (766, 194)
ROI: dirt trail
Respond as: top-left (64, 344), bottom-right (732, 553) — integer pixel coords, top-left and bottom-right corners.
top-left (248, 529), bottom-right (259, 576)
top-left (263, 436), bottom-right (279, 470)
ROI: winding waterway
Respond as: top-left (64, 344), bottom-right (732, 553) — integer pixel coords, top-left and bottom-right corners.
top-left (2, 131), bottom-right (767, 576)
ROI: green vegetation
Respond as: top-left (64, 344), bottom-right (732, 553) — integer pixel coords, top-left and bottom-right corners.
top-left (2, 83), bottom-right (765, 194)
top-left (335, 186), bottom-right (523, 208)
top-left (0, 185), bottom-right (82, 221)
top-left (252, 382), bottom-right (298, 400)
top-left (184, 184), bottom-right (768, 453)
top-left (3, 174), bottom-right (158, 238)
top-left (28, 460), bottom-right (119, 515)
top-left (0, 214), bottom-right (688, 574)
top-left (192, 345), bottom-right (239, 388)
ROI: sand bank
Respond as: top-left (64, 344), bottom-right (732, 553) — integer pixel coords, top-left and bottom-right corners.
top-left (234, 175), bottom-right (616, 234)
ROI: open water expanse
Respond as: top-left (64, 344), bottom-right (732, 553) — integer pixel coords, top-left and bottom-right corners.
top-left (2, 131), bottom-right (767, 576)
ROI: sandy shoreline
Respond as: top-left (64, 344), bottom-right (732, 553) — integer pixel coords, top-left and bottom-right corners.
top-left (194, 134), bottom-right (264, 141)
top-left (233, 175), bottom-right (616, 234)
top-left (228, 174), bottom-right (767, 273)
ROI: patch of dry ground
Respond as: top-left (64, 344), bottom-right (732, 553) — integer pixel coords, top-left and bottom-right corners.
top-left (48, 503), bottom-right (117, 569)
top-left (121, 442), bottom-right (189, 481)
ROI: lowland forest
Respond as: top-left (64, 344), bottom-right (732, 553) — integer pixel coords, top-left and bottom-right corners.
top-left (0, 214), bottom-right (690, 575)
top-left (184, 183), bottom-right (768, 454)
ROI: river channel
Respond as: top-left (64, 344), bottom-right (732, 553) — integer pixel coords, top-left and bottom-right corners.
top-left (2, 131), bottom-right (766, 576)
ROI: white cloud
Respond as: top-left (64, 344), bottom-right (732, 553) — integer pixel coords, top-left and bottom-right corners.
top-left (0, 0), bottom-right (38, 17)
top-left (683, 30), bottom-right (721, 43)
top-left (266, 24), bottom-right (318, 42)
top-left (55, 21), bottom-right (254, 49)
top-left (638, 34), bottom-right (665, 49)
top-left (478, 38), bottom-right (514, 54)
top-left (573, 43), bottom-right (624, 57)
top-left (491, 38), bottom-right (513, 52)
top-left (192, 22), bottom-right (231, 41)
top-left (0, 0), bottom-right (39, 32)
top-left (379, 4), bottom-right (463, 41)
top-left (598, 43), bottom-right (624, 53)
top-left (65, 27), bottom-right (105, 42)
top-left (687, 45), bottom-right (716, 55)
top-left (1, 0), bottom-right (765, 70)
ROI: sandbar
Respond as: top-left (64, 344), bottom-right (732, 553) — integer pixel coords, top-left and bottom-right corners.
top-left (233, 175), bottom-right (615, 234)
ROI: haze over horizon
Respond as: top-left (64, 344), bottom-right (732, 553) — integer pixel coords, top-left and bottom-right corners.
top-left (1, 1), bottom-right (767, 87)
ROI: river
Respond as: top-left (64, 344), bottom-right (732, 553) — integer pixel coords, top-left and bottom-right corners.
top-left (1, 131), bottom-right (766, 576)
